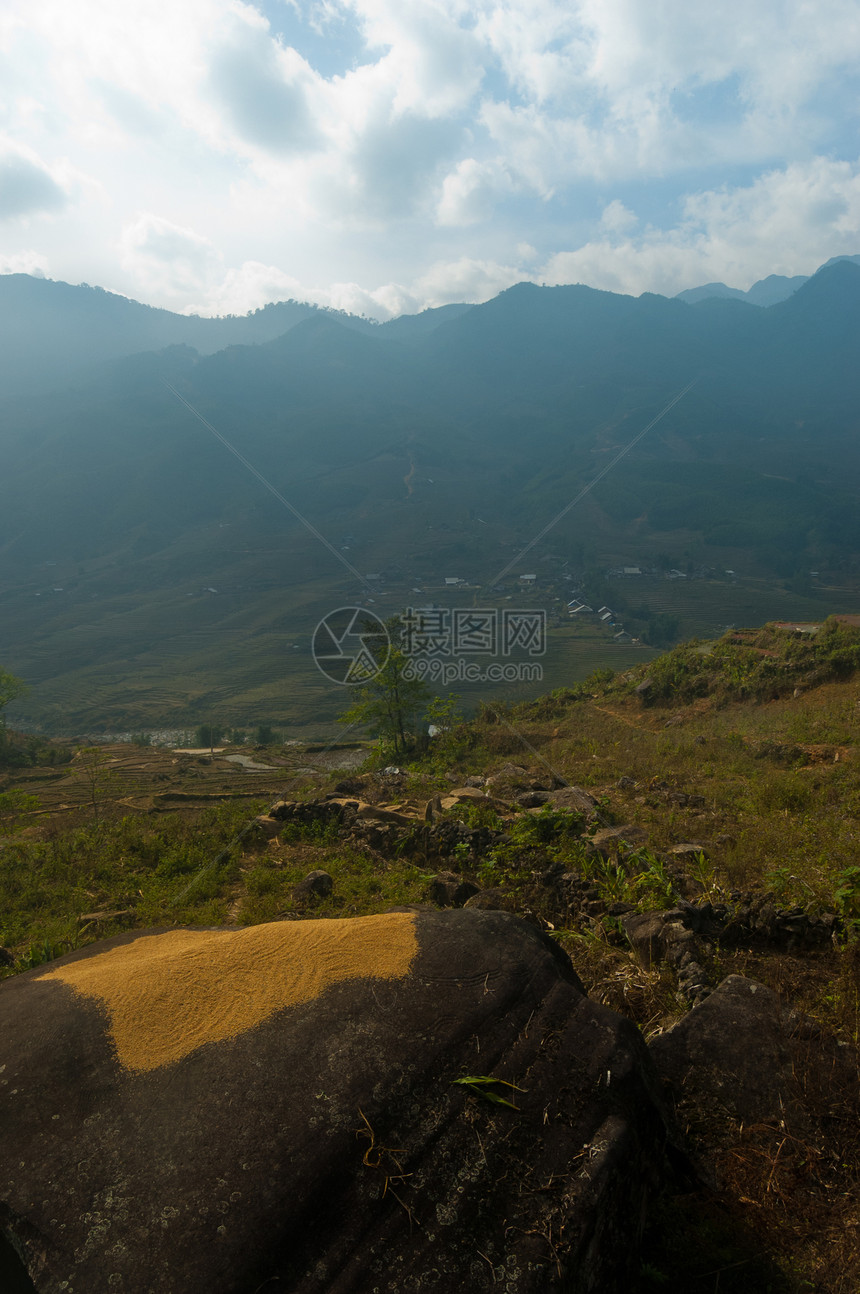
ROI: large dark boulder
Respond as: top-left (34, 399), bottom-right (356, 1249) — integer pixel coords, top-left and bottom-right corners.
top-left (650, 975), bottom-right (801, 1124)
top-left (1, 909), bottom-right (677, 1293)
top-left (650, 973), bottom-right (860, 1130)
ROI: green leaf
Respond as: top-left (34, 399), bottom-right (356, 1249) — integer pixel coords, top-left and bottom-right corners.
top-left (452, 1075), bottom-right (527, 1109)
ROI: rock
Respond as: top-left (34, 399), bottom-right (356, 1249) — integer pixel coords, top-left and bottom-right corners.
top-left (485, 763), bottom-right (530, 791)
top-left (591, 824), bottom-right (647, 857)
top-left (332, 778), bottom-right (367, 796)
top-left (271, 798), bottom-right (354, 827)
top-left (0, 910), bottom-right (678, 1294)
top-left (355, 803), bottom-right (415, 828)
top-left (424, 794), bottom-right (443, 822)
top-left (251, 814), bottom-right (281, 840)
top-left (440, 786), bottom-right (490, 806)
top-left (546, 786), bottom-right (596, 815)
top-left (429, 871), bottom-right (481, 907)
top-left (674, 899), bottom-right (717, 934)
top-left (621, 912), bottom-right (668, 969)
top-left (517, 790), bottom-right (550, 808)
top-left (666, 843), bottom-right (709, 860)
top-left (606, 902), bottom-right (637, 918)
top-left (462, 887), bottom-right (514, 912)
top-left (622, 909), bottom-right (706, 995)
top-left (494, 762), bottom-right (529, 777)
top-left (292, 869), bottom-right (334, 901)
top-left (650, 975), bottom-right (803, 1124)
top-left (423, 818), bottom-right (471, 855)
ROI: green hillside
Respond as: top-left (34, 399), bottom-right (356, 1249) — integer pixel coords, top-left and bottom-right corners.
top-left (2, 263), bottom-right (860, 733)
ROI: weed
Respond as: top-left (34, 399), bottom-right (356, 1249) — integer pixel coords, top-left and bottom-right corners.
top-left (688, 851), bottom-right (724, 902)
top-left (245, 865), bottom-right (280, 897)
top-left (834, 866), bottom-right (860, 925)
top-left (442, 800), bottom-right (504, 831)
top-left (16, 940), bottom-right (64, 970)
top-left (0, 790), bottom-right (41, 831)
top-left (452, 1075), bottom-right (526, 1110)
top-left (279, 818), bottom-right (340, 845)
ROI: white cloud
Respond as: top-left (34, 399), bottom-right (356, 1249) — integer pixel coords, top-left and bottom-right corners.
top-left (331, 109), bottom-right (463, 220)
top-left (119, 213), bottom-right (223, 300)
top-left (542, 158), bottom-right (860, 296)
top-left (323, 278), bottom-right (418, 318)
top-left (180, 248), bottom-right (531, 320)
top-left (339, 0), bottom-right (485, 117)
top-left (436, 157), bottom-right (516, 225)
top-left (208, 17), bottom-right (322, 154)
top-left (0, 1), bottom-right (859, 314)
top-left (182, 257), bottom-right (415, 319)
top-left (0, 249), bottom-right (50, 276)
top-left (192, 155), bottom-right (860, 318)
top-left (414, 254), bottom-right (527, 306)
top-left (0, 144), bottom-right (67, 220)
top-left (188, 258), bottom-right (301, 315)
top-left (600, 199), bottom-right (636, 235)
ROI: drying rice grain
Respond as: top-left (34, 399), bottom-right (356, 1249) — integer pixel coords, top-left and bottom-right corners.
top-left (39, 912), bottom-right (418, 1073)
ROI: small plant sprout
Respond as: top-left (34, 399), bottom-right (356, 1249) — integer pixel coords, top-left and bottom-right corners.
top-left (452, 1074), bottom-right (527, 1109)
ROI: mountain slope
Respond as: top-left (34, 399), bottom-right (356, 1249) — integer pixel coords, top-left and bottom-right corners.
top-left (0, 274), bottom-right (381, 396)
top-left (2, 264), bottom-right (860, 731)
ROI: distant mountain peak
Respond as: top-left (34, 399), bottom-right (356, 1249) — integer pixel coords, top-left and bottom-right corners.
top-left (674, 255), bottom-right (860, 310)
top-left (675, 281), bottom-right (748, 305)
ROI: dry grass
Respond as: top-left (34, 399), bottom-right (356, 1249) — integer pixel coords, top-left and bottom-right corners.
top-left (3, 643), bottom-right (860, 1289)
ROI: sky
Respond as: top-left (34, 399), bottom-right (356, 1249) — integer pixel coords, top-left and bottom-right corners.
top-left (1, 0), bottom-right (859, 319)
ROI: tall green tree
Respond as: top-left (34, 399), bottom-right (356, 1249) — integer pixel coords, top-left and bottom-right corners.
top-left (339, 620), bottom-right (431, 759)
top-left (0, 667), bottom-right (27, 732)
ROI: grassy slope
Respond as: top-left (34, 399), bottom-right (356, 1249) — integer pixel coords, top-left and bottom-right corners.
top-left (2, 515), bottom-right (854, 733)
top-left (2, 623), bottom-right (860, 1290)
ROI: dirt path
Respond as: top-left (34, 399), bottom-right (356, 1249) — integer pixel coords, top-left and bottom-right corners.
top-left (589, 703), bottom-right (661, 732)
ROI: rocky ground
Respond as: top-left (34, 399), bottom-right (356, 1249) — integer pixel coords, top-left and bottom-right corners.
top-left (2, 666), bottom-right (859, 1289)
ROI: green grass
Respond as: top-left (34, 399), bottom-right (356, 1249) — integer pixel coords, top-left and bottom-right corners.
top-left (3, 490), bottom-right (856, 737)
top-left (4, 633), bottom-right (860, 1289)
top-left (0, 795), bottom-right (436, 972)
top-left (0, 803), bottom-right (258, 966)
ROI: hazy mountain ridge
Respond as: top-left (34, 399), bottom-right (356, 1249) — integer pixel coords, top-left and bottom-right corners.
top-left (0, 275), bottom-right (464, 398)
top-left (675, 252), bottom-right (860, 307)
top-left (2, 260), bottom-right (860, 730)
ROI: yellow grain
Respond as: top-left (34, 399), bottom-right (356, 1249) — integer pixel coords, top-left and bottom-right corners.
top-left (38, 912), bottom-right (418, 1073)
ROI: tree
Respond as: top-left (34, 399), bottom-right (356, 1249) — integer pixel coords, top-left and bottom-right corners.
top-left (0, 667), bottom-right (27, 731)
top-left (339, 620), bottom-right (432, 759)
top-left (195, 723), bottom-right (222, 751)
top-left (76, 746), bottom-right (116, 824)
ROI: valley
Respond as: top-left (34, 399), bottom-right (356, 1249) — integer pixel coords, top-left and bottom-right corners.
top-left (2, 262), bottom-right (860, 734)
